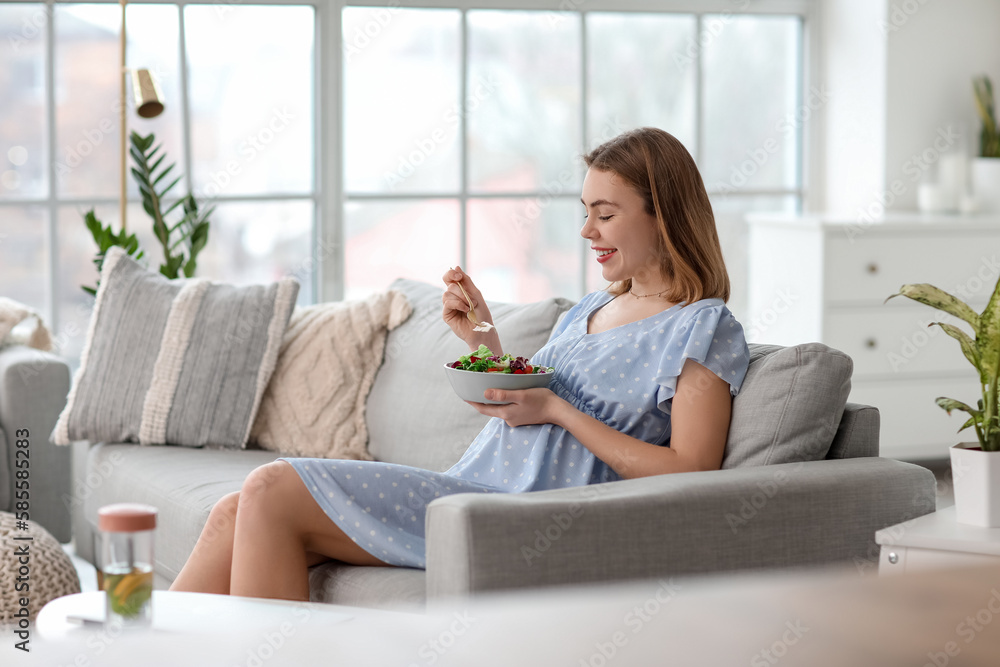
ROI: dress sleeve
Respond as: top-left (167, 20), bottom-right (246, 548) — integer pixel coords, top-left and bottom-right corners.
top-left (653, 302), bottom-right (749, 415)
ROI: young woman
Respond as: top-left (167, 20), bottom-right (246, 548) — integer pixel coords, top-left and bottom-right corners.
top-left (169, 127), bottom-right (750, 601)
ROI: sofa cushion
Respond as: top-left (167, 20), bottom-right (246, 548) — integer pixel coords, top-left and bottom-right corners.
top-left (249, 290), bottom-right (412, 460)
top-left (52, 247), bottom-right (298, 450)
top-left (366, 279), bottom-right (575, 472)
top-left (83, 443), bottom-right (282, 581)
top-left (83, 442), bottom-right (428, 610)
top-left (308, 562), bottom-right (425, 610)
top-left (721, 343), bottom-right (853, 468)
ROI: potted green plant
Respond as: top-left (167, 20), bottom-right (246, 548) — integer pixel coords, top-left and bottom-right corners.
top-left (82, 131), bottom-right (212, 295)
top-left (972, 75), bottom-right (1000, 213)
top-left (887, 277), bottom-right (1000, 527)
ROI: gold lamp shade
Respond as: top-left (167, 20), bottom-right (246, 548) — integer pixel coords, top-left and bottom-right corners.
top-left (131, 68), bottom-right (164, 119)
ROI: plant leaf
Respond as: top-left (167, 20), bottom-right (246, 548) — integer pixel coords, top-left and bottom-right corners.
top-left (928, 321), bottom-right (988, 384)
top-left (129, 146), bottom-right (148, 169)
top-left (147, 153), bottom-right (167, 178)
top-left (132, 131), bottom-right (154, 152)
top-left (152, 163), bottom-right (175, 187)
top-left (936, 396), bottom-right (981, 417)
top-left (886, 284), bottom-right (980, 329)
top-left (164, 198), bottom-right (186, 216)
top-left (977, 272), bottom-right (1000, 389)
top-left (958, 416), bottom-right (976, 433)
top-left (157, 175), bottom-right (183, 200)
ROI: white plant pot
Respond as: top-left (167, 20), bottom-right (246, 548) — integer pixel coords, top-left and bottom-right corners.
top-left (950, 442), bottom-right (1000, 527)
top-left (971, 157), bottom-right (1000, 213)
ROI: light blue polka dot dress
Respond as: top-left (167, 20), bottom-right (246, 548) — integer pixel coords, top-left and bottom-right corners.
top-left (279, 290), bottom-right (749, 568)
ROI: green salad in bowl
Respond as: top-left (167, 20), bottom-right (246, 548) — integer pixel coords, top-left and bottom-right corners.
top-left (444, 345), bottom-right (555, 405)
top-left (448, 345), bottom-right (554, 375)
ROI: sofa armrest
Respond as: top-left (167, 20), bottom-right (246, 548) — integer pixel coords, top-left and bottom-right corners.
top-left (425, 457), bottom-right (935, 600)
top-left (826, 402), bottom-right (881, 459)
top-left (0, 345), bottom-right (72, 541)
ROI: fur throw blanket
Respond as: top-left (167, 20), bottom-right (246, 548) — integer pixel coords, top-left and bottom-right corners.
top-left (0, 297), bottom-right (53, 351)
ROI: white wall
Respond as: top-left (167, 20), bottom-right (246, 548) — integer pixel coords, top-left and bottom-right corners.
top-left (884, 0), bottom-right (1000, 210)
top-left (820, 0), bottom-right (887, 216)
top-left (819, 0), bottom-right (1000, 215)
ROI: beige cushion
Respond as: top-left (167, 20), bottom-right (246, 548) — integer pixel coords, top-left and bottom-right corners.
top-left (250, 290), bottom-right (412, 459)
top-left (366, 279), bottom-right (575, 472)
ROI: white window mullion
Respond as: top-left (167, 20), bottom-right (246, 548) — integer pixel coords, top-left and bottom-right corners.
top-left (309, 2), bottom-right (322, 302)
top-left (45, 0), bottom-right (58, 333)
top-left (177, 4), bottom-right (195, 197)
top-left (802, 5), bottom-right (821, 212)
top-left (320, 0), bottom-right (344, 302)
top-left (459, 8), bottom-right (469, 271)
top-left (693, 13), bottom-right (704, 168)
top-left (579, 9), bottom-right (589, 298)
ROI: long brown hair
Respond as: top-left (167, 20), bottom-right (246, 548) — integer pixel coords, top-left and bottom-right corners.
top-left (583, 127), bottom-right (730, 304)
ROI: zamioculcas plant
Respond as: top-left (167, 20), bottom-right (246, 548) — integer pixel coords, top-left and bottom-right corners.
top-left (81, 209), bottom-right (144, 296)
top-left (886, 277), bottom-right (1000, 451)
top-left (81, 131), bottom-right (214, 294)
top-left (129, 131), bottom-right (212, 279)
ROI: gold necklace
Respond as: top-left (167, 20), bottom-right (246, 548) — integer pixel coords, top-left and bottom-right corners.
top-left (629, 287), bottom-right (668, 299)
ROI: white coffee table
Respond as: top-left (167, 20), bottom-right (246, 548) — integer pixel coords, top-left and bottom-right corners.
top-left (876, 505), bottom-right (1000, 573)
top-left (26, 563), bottom-right (1000, 666)
top-left (36, 590), bottom-right (355, 637)
top-left (34, 590), bottom-right (431, 666)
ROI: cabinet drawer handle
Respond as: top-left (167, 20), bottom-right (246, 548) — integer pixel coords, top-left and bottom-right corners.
top-left (865, 338), bottom-right (877, 349)
top-left (866, 262), bottom-right (878, 274)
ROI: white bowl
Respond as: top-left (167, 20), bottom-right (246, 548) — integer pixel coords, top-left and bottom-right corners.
top-left (444, 363), bottom-right (554, 405)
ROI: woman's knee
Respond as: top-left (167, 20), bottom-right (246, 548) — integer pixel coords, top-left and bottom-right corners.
top-left (238, 461), bottom-right (305, 522)
top-left (201, 491), bottom-right (240, 544)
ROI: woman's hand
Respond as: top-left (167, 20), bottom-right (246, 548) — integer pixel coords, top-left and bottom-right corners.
top-left (465, 388), bottom-right (567, 428)
top-left (441, 266), bottom-right (501, 352)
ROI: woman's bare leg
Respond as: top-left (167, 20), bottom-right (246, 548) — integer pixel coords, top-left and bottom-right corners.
top-left (170, 488), bottom-right (333, 595)
top-left (229, 461), bottom-right (388, 601)
top-left (169, 491), bottom-right (240, 594)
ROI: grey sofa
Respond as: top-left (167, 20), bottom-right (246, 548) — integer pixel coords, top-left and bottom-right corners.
top-left (0, 345), bottom-right (72, 542)
top-left (15, 279), bottom-right (937, 610)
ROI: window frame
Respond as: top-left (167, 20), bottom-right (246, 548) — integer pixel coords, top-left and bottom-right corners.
top-left (0, 0), bottom-right (324, 333)
top-left (1, 0), bottom-right (820, 330)
top-left (335, 0), bottom-right (821, 301)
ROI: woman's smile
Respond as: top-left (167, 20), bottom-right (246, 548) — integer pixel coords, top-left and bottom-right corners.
top-left (593, 247), bottom-right (618, 263)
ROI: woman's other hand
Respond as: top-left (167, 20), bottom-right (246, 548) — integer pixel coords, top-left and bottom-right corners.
top-left (441, 266), bottom-right (502, 353)
top-left (465, 388), bottom-right (567, 428)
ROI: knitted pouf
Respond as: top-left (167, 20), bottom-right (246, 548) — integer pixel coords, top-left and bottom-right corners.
top-left (0, 511), bottom-right (80, 625)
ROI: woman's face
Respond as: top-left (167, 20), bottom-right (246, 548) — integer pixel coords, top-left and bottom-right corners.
top-left (580, 167), bottom-right (663, 286)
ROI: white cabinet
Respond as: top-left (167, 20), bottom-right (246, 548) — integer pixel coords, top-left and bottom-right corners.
top-left (746, 212), bottom-right (1000, 460)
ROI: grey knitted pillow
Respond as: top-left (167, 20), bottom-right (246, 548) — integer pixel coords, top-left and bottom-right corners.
top-left (721, 343), bottom-right (853, 468)
top-left (51, 247), bottom-right (298, 449)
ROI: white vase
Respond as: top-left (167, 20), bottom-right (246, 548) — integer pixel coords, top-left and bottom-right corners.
top-left (971, 157), bottom-right (1000, 213)
top-left (950, 442), bottom-right (1000, 527)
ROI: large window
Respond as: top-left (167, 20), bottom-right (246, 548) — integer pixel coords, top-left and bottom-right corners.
top-left (342, 4), bottom-right (807, 314)
top-left (0, 1), bottom-right (813, 362)
top-left (0, 2), bottom-right (315, 360)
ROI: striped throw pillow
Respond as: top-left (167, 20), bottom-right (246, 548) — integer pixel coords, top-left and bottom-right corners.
top-left (51, 246), bottom-right (299, 449)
